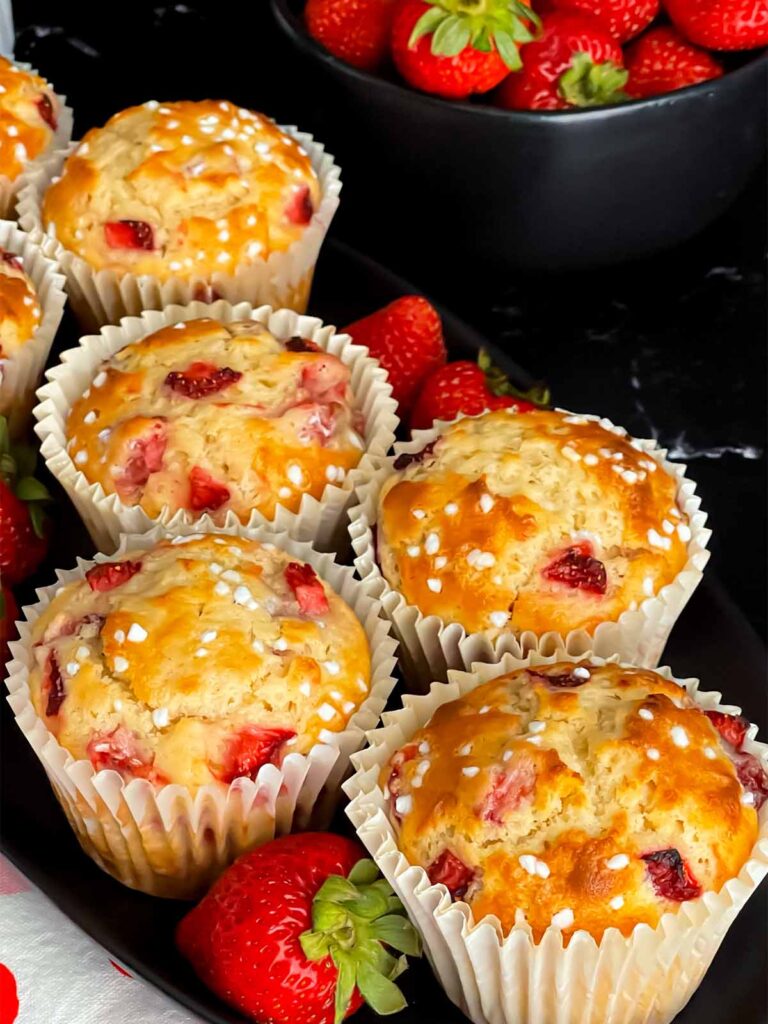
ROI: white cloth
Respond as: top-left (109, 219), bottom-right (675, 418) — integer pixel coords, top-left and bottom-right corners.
top-left (0, 856), bottom-right (205, 1023)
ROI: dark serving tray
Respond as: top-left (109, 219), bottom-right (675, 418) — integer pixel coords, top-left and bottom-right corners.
top-left (1, 238), bottom-right (765, 1024)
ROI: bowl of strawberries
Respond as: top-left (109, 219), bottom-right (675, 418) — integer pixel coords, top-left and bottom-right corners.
top-left (271, 0), bottom-right (767, 270)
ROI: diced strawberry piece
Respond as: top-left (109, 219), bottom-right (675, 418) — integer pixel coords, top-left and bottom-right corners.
top-left (36, 94), bottom-right (57, 130)
top-left (300, 356), bottom-right (350, 405)
top-left (704, 710), bottom-right (749, 751)
top-left (1, 250), bottom-right (23, 273)
top-left (284, 185), bottom-right (314, 225)
top-left (218, 726), bottom-right (297, 783)
top-left (165, 362), bottom-right (242, 399)
top-left (85, 560), bottom-right (142, 593)
top-left (87, 725), bottom-right (162, 782)
top-left (543, 542), bottom-right (607, 595)
top-left (281, 402), bottom-right (336, 446)
top-left (393, 440), bottom-right (437, 471)
top-left (479, 759), bottom-right (535, 824)
top-left (387, 742), bottom-right (419, 817)
top-left (731, 752), bottom-right (768, 811)
top-left (43, 651), bottom-right (66, 717)
top-left (284, 562), bottom-right (329, 616)
top-left (427, 850), bottom-right (475, 899)
top-left (41, 612), bottom-right (105, 643)
top-left (114, 420), bottom-right (167, 498)
top-left (285, 336), bottom-right (321, 353)
top-left (529, 667), bottom-right (590, 688)
top-left (188, 467), bottom-right (230, 512)
top-left (104, 220), bottom-right (155, 251)
top-left (641, 848), bottom-right (701, 902)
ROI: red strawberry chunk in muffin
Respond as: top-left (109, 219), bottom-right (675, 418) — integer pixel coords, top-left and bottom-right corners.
top-left (87, 725), bottom-right (164, 782)
top-left (641, 848), bottom-right (701, 902)
top-left (427, 850), bottom-right (475, 899)
top-left (284, 562), bottom-right (329, 616)
top-left (542, 542), bottom-right (607, 595)
top-left (85, 561), bottom-right (142, 593)
top-left (217, 726), bottom-right (297, 783)
top-left (280, 402), bottom-right (336, 446)
top-left (284, 336), bottom-right (321, 353)
top-left (300, 357), bottom-right (350, 405)
top-left (113, 420), bottom-right (167, 500)
top-left (43, 651), bottom-right (66, 717)
top-left (284, 184), bottom-right (314, 225)
top-left (165, 362), bottom-right (242, 398)
top-left (393, 440), bottom-right (438, 471)
top-left (387, 742), bottom-right (419, 819)
top-left (704, 710), bottom-right (749, 750)
top-left (104, 220), bottom-right (156, 251)
top-left (36, 93), bottom-right (57, 130)
top-left (731, 752), bottom-right (768, 810)
top-left (188, 467), bottom-right (231, 512)
top-left (1, 250), bottom-right (24, 272)
top-left (479, 758), bottom-right (536, 825)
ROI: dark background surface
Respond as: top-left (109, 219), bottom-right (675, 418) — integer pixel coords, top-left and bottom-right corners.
top-left (14, 0), bottom-right (767, 640)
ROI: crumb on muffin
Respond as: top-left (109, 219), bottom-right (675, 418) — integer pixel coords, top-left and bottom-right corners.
top-left (377, 409), bottom-right (693, 638)
top-left (382, 662), bottom-right (763, 942)
top-left (28, 534), bottom-right (371, 789)
top-left (41, 99), bottom-right (320, 280)
top-left (64, 318), bottom-right (366, 522)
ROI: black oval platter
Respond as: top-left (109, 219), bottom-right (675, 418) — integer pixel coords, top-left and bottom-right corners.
top-left (1, 238), bottom-right (765, 1024)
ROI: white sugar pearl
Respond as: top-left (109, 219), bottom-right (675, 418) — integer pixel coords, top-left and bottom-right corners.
top-left (418, 741), bottom-right (430, 754)
top-left (462, 766), bottom-right (480, 777)
top-left (435, 555), bottom-right (447, 569)
top-left (551, 909), bottom-right (574, 929)
top-left (458, 743), bottom-right (473, 756)
top-left (445, 502), bottom-right (458, 515)
top-left (528, 721), bottom-right (546, 734)
top-left (489, 611), bottom-right (509, 628)
top-left (323, 661), bottom-right (340, 675)
top-left (318, 703), bottom-right (337, 722)
top-left (638, 708), bottom-right (654, 721)
top-left (407, 545), bottom-right (421, 557)
top-left (609, 896), bottom-right (624, 910)
top-left (201, 630), bottom-right (217, 643)
top-left (677, 523), bottom-right (692, 542)
top-left (606, 854), bottom-right (629, 870)
top-left (670, 726), bottom-right (689, 748)
top-left (214, 581), bottom-right (230, 596)
top-left (425, 532), bottom-right (440, 555)
top-left (113, 630), bottom-right (125, 644)
top-left (646, 747), bottom-right (660, 761)
top-left (703, 746), bottom-right (716, 760)
top-left (152, 707), bottom-right (169, 728)
top-left (287, 464), bottom-right (304, 487)
top-left (127, 623), bottom-right (147, 643)
top-left (65, 662), bottom-right (79, 676)
top-left (395, 795), bottom-right (413, 816)
top-left (479, 493), bottom-right (494, 513)
top-left (113, 656), bottom-right (129, 673)
top-left (427, 578), bottom-right (442, 593)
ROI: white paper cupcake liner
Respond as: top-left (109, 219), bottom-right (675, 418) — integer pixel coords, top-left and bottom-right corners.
top-left (344, 650), bottom-right (768, 1024)
top-left (16, 125), bottom-right (341, 331)
top-left (0, 221), bottom-right (67, 436)
top-left (4, 519), bottom-right (399, 899)
top-left (0, 61), bottom-right (73, 220)
top-left (349, 410), bottom-right (711, 692)
top-left (33, 299), bottom-right (398, 554)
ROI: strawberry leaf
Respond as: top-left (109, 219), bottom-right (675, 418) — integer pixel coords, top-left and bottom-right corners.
top-left (432, 15), bottom-right (472, 56)
top-left (492, 29), bottom-right (522, 69)
top-left (369, 914), bottom-right (423, 956)
top-left (348, 859), bottom-right (381, 886)
top-left (477, 349), bottom-right (550, 405)
top-left (0, 416), bottom-right (9, 458)
top-left (332, 950), bottom-right (357, 1024)
top-left (408, 6), bottom-right (448, 48)
top-left (559, 52), bottom-right (629, 108)
top-left (300, 929), bottom-right (330, 961)
top-left (15, 476), bottom-right (51, 503)
top-left (28, 502), bottom-right (46, 540)
top-left (356, 961), bottom-right (408, 1016)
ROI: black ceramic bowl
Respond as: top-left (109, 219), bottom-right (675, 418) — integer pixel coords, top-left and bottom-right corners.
top-left (272, 0), bottom-right (767, 272)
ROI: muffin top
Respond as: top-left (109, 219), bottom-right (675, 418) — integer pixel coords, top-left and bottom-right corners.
top-left (377, 409), bottom-right (691, 638)
top-left (383, 662), bottom-right (762, 942)
top-left (41, 100), bottom-right (320, 279)
top-left (65, 318), bottom-right (365, 522)
top-left (29, 534), bottom-right (371, 789)
top-left (0, 57), bottom-right (59, 181)
top-left (0, 250), bottom-right (41, 359)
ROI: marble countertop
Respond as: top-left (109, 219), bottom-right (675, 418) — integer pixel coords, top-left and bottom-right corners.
top-left (15, 0), bottom-right (766, 638)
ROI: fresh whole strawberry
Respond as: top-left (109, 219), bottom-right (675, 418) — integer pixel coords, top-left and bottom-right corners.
top-left (390, 0), bottom-right (539, 99)
top-left (664, 0), bottom-right (768, 49)
top-left (625, 27), bottom-right (724, 96)
top-left (0, 417), bottom-right (51, 585)
top-left (1, 584), bottom-right (19, 670)
top-left (540, 0), bottom-right (659, 42)
top-left (410, 349), bottom-right (548, 429)
top-left (306, 0), bottom-right (396, 70)
top-left (177, 832), bottom-right (421, 1024)
top-left (496, 11), bottom-right (629, 109)
top-left (344, 296), bottom-right (447, 416)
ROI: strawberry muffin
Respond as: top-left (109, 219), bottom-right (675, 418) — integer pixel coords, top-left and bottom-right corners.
top-left (0, 57), bottom-right (64, 214)
top-left (0, 249), bottom-right (42, 366)
top-left (380, 661), bottom-right (764, 941)
top-left (27, 534), bottom-right (371, 790)
top-left (374, 408), bottom-right (698, 640)
top-left (64, 317), bottom-right (366, 524)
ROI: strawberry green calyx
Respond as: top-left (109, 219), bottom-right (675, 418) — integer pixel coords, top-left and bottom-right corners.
top-left (478, 349), bottom-right (550, 405)
top-left (559, 52), bottom-right (629, 108)
top-left (0, 415), bottom-right (51, 538)
top-left (299, 858), bottom-right (422, 1024)
top-left (408, 0), bottom-right (540, 70)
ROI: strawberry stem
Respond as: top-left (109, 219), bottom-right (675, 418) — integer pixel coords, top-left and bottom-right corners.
top-left (300, 858), bottom-right (421, 1024)
top-left (558, 52), bottom-right (630, 108)
top-left (477, 349), bottom-right (550, 405)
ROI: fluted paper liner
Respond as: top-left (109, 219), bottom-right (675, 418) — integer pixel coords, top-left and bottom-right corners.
top-left (0, 221), bottom-right (66, 435)
top-left (349, 411), bottom-right (711, 691)
top-left (16, 125), bottom-right (341, 330)
top-left (33, 300), bottom-right (398, 554)
top-left (5, 520), bottom-right (399, 898)
top-left (344, 650), bottom-right (768, 1024)
top-left (0, 61), bottom-right (73, 220)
